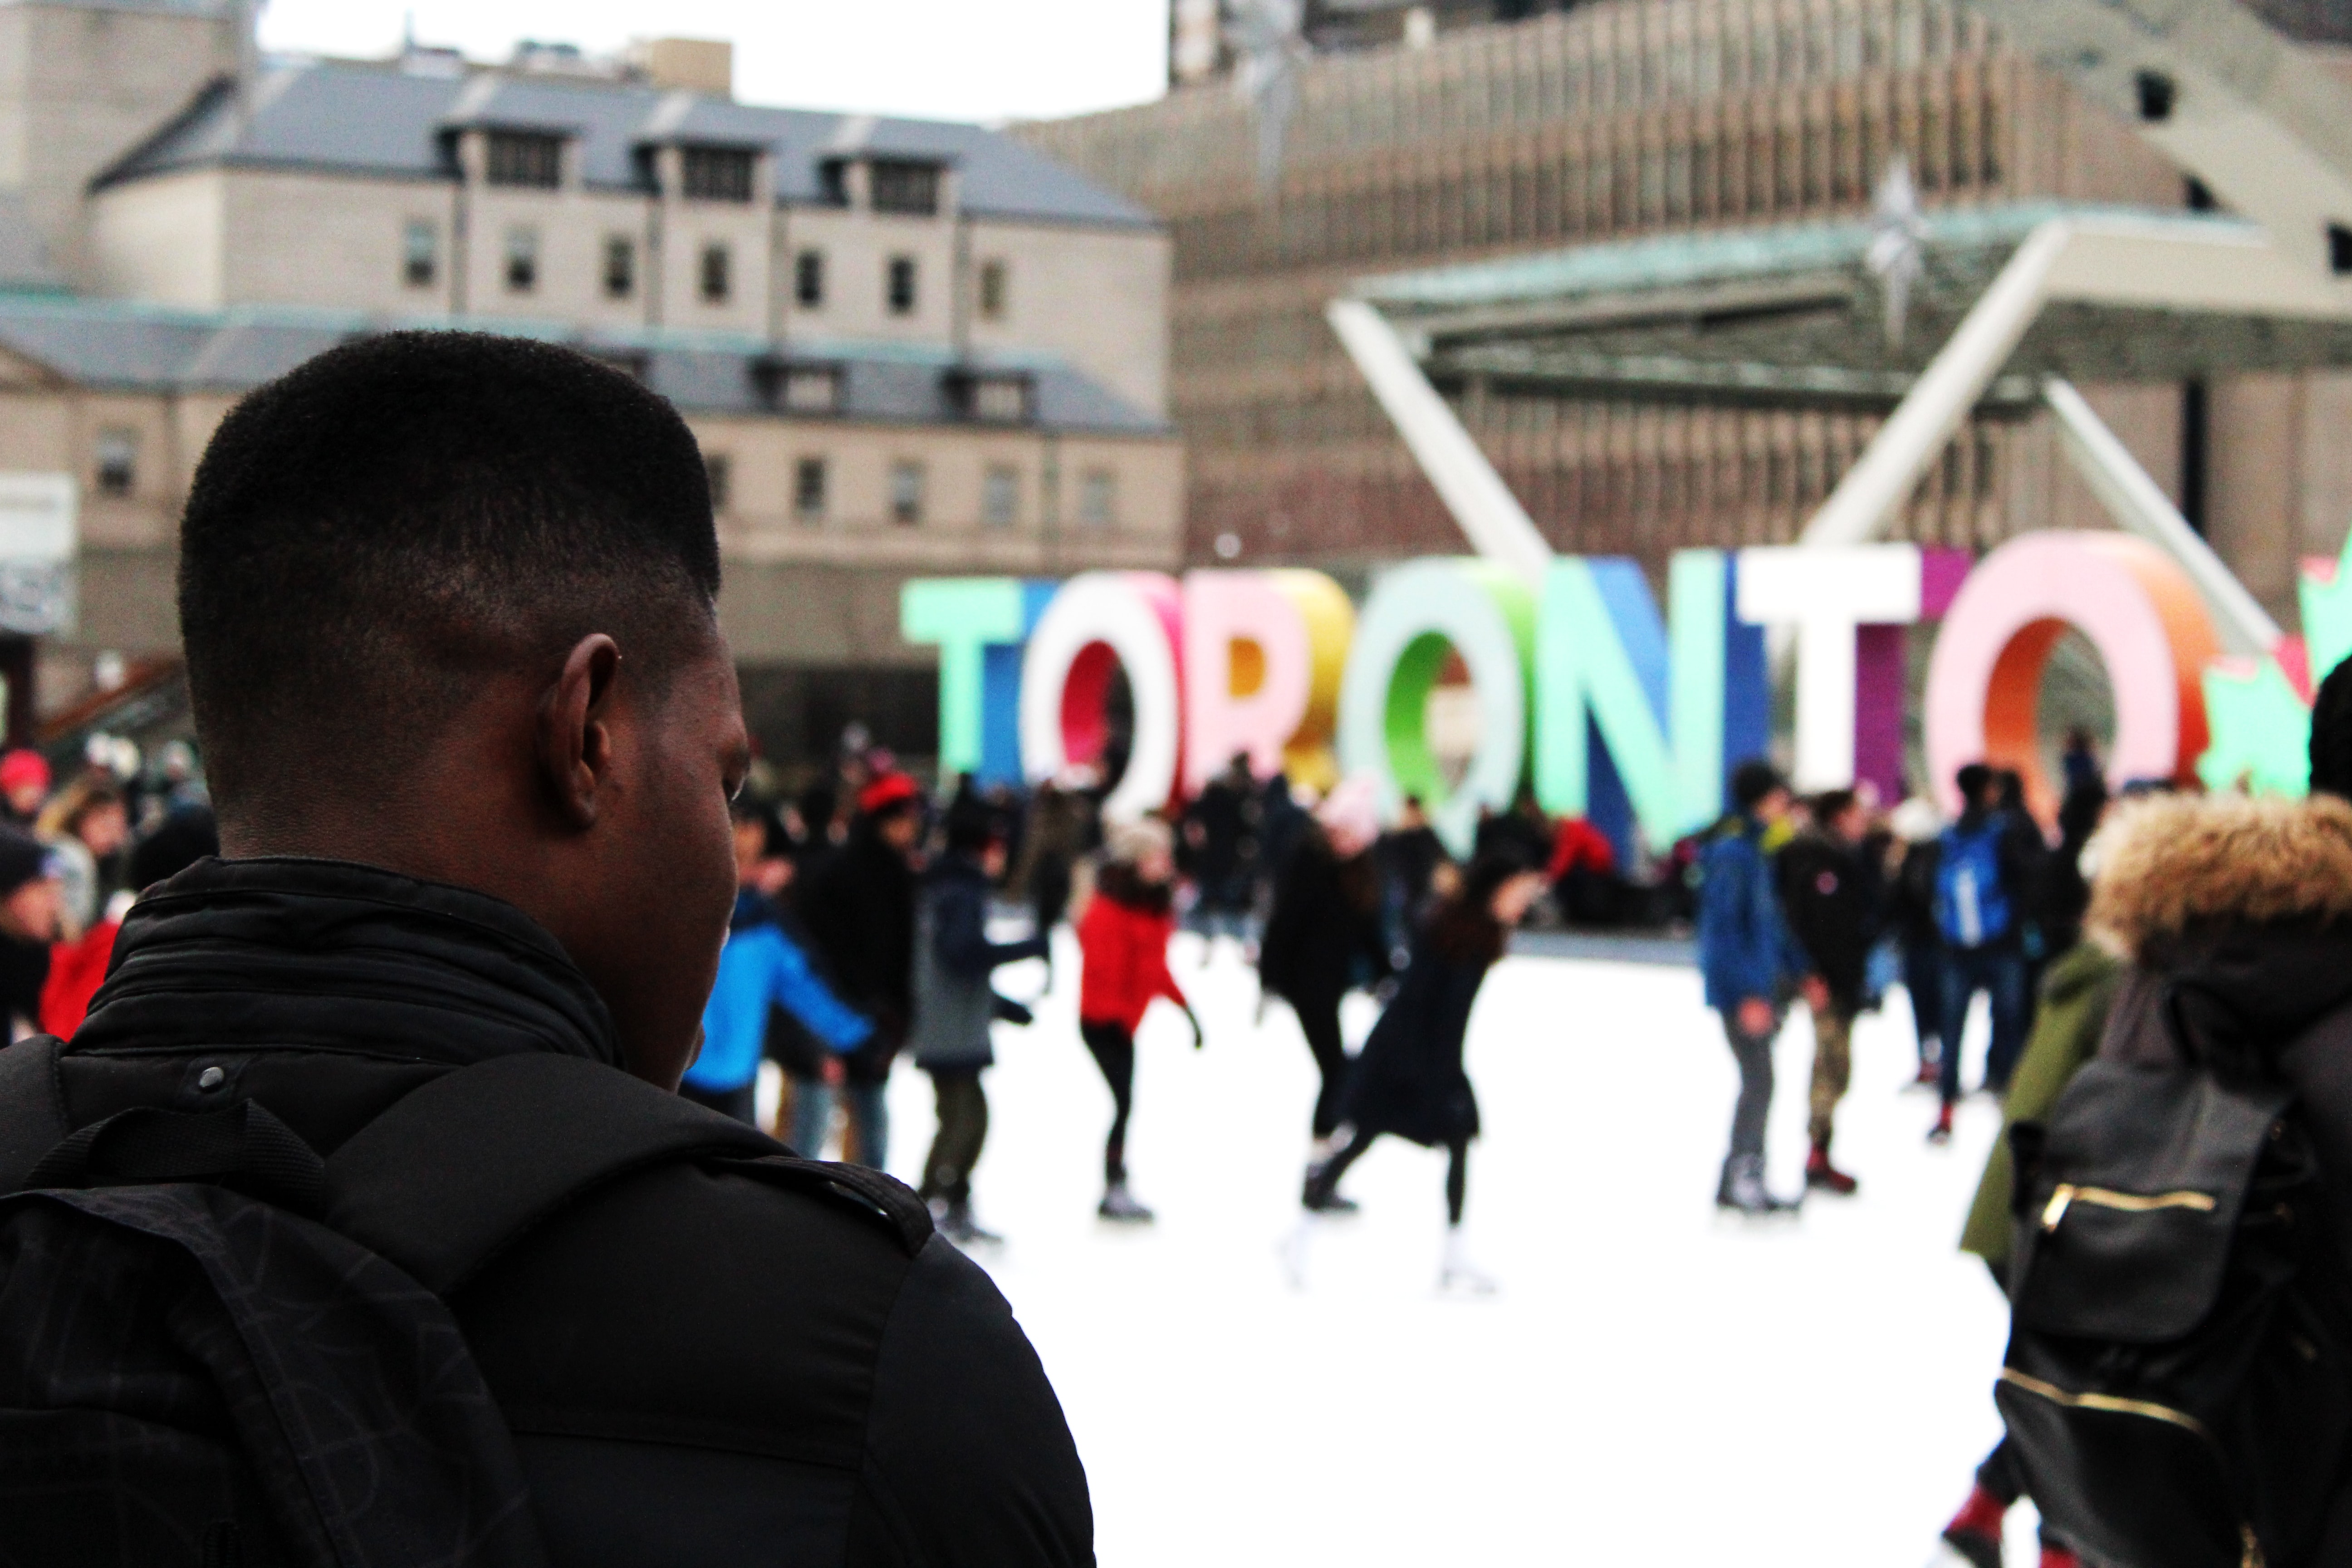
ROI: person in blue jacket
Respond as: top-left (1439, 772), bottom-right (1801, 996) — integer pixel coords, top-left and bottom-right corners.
top-left (684, 804), bottom-right (872, 1125)
top-left (1696, 759), bottom-right (1818, 1215)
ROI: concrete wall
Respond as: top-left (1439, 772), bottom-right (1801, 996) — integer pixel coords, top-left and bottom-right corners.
top-left (690, 410), bottom-right (1183, 577)
top-left (0, 1), bottom-right (238, 281)
top-left (779, 204), bottom-right (960, 348)
top-left (966, 218), bottom-right (1172, 418)
top-left (87, 166), bottom-right (225, 307)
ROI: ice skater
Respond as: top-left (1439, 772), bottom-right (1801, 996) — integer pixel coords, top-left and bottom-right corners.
top-left (1258, 776), bottom-right (1392, 1206)
top-left (1696, 760), bottom-right (1810, 1215)
top-left (1075, 816), bottom-right (1202, 1222)
top-left (1293, 850), bottom-right (1546, 1294)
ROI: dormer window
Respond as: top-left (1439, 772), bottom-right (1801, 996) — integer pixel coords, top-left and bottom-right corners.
top-left (682, 146), bottom-right (755, 203)
top-left (485, 131), bottom-right (563, 188)
top-left (950, 370), bottom-right (1032, 424)
top-left (753, 359), bottom-right (843, 416)
top-left (869, 159), bottom-right (941, 216)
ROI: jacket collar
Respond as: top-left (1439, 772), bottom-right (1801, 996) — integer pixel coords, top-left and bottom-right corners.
top-left (69, 856), bottom-right (623, 1068)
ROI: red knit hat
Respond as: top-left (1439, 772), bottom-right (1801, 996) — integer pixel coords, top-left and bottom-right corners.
top-left (858, 771), bottom-right (920, 816)
top-left (0, 749), bottom-right (48, 798)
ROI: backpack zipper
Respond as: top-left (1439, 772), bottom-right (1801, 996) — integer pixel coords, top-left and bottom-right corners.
top-left (2040, 1183), bottom-right (2217, 1231)
top-left (1997, 1370), bottom-right (2265, 1566)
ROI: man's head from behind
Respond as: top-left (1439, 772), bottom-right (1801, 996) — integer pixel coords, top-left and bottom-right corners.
top-left (179, 332), bottom-right (749, 1086)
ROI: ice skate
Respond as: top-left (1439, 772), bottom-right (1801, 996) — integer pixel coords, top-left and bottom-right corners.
top-left (1301, 1140), bottom-right (1361, 1212)
top-left (939, 1200), bottom-right (1003, 1249)
top-left (1804, 1137), bottom-right (1859, 1196)
top-left (1937, 1483), bottom-right (2006, 1568)
top-left (1437, 1227), bottom-right (1497, 1295)
top-left (1927, 1102), bottom-right (1955, 1145)
top-left (1097, 1182), bottom-right (1155, 1224)
top-left (1716, 1153), bottom-right (1798, 1217)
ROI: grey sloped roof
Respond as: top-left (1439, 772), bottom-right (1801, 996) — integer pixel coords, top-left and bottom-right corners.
top-left (0, 294), bottom-right (1169, 435)
top-left (96, 58), bottom-right (1158, 229)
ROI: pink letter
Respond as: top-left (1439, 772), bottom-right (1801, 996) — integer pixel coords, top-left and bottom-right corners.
top-left (1182, 571), bottom-right (1313, 794)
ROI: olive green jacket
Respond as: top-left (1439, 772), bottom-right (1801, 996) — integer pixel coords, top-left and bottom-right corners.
top-left (1958, 941), bottom-right (2126, 1276)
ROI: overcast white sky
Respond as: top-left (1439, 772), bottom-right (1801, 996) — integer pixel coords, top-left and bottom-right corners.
top-left (254, 0), bottom-right (1172, 125)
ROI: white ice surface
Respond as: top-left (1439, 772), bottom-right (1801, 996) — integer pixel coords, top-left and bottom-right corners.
top-left (847, 935), bottom-right (2034, 1566)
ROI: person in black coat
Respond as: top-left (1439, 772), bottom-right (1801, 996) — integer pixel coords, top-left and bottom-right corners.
top-left (1258, 782), bottom-right (1392, 1193)
top-left (1776, 789), bottom-right (1877, 1195)
top-left (797, 771), bottom-right (923, 1169)
top-left (0, 333), bottom-right (1091, 1567)
top-left (1294, 849), bottom-right (1546, 1294)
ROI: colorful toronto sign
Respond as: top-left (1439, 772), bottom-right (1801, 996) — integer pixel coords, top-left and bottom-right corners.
top-left (903, 528), bottom-right (2344, 857)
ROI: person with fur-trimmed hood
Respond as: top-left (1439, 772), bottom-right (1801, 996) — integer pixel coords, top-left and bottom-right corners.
top-left (2035, 788), bottom-right (2352, 1559)
top-left (1075, 815), bottom-right (1201, 1223)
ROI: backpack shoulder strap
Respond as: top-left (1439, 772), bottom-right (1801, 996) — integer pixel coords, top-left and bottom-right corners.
top-left (323, 1053), bottom-right (786, 1294)
top-left (0, 1036), bottom-right (65, 1194)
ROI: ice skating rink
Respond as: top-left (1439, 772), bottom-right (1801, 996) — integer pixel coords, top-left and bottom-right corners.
top-left (860, 935), bottom-right (2026, 1566)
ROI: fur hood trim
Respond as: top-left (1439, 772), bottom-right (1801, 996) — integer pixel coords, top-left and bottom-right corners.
top-left (2086, 792), bottom-right (2352, 959)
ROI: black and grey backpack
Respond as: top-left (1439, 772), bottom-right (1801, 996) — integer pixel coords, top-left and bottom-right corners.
top-left (0, 1042), bottom-right (930, 1567)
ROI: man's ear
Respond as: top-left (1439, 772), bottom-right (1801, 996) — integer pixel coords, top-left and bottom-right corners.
top-left (537, 634), bottom-right (622, 830)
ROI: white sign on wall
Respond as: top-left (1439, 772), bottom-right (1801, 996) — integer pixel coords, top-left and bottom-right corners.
top-left (0, 472), bottom-right (77, 637)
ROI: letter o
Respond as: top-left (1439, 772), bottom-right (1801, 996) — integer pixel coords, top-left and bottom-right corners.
top-left (1019, 572), bottom-right (1184, 821)
top-left (1923, 533), bottom-right (2219, 818)
top-left (1337, 559), bottom-right (1534, 855)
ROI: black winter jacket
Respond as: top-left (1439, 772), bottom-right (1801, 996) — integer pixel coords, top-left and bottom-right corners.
top-left (1776, 829), bottom-right (1878, 1011)
top-left (12, 857), bottom-right (1093, 1568)
top-left (1339, 923), bottom-right (1494, 1147)
top-left (799, 824), bottom-right (919, 1084)
top-left (1258, 831), bottom-right (1389, 1010)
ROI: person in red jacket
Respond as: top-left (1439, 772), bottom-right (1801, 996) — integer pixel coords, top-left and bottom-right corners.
top-left (1076, 815), bottom-right (1201, 1223)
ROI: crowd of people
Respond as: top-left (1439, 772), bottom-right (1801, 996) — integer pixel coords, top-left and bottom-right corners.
top-left (687, 735), bottom-right (1547, 1287)
top-left (0, 737), bottom-right (220, 1044)
top-left (1691, 730), bottom-right (2114, 1218)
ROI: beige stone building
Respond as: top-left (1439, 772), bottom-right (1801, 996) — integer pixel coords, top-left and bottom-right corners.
top-left (0, 0), bottom-right (1181, 761)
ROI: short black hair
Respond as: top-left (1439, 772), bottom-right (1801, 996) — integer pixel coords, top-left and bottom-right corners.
top-left (179, 332), bottom-right (721, 808)
top-left (2313, 656), bottom-right (2352, 801)
top-left (1730, 758), bottom-right (1785, 813)
top-left (1955, 762), bottom-right (1994, 804)
top-left (1811, 788), bottom-right (1859, 823)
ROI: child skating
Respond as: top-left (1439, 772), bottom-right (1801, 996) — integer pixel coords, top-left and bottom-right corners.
top-left (1075, 816), bottom-right (1202, 1222)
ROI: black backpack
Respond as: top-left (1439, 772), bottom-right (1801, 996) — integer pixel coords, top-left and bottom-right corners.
top-left (1999, 1009), bottom-right (2352, 1568)
top-left (0, 1040), bottom-right (931, 1568)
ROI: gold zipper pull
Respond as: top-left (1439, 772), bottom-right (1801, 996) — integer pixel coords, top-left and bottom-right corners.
top-left (2042, 1185), bottom-right (2075, 1231)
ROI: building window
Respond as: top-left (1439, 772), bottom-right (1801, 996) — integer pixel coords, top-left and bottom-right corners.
top-left (890, 460), bottom-right (925, 525)
top-left (780, 366), bottom-right (841, 415)
top-left (485, 131), bottom-right (563, 189)
top-left (795, 249), bottom-right (825, 308)
top-left (402, 219), bottom-right (437, 288)
top-left (982, 464), bottom-right (1019, 529)
top-left (699, 243), bottom-right (731, 304)
top-left (504, 226), bottom-right (539, 293)
top-left (794, 456), bottom-right (828, 522)
top-left (705, 453), bottom-right (732, 514)
top-left (887, 255), bottom-right (917, 316)
top-left (963, 372), bottom-right (1030, 423)
top-left (977, 258), bottom-right (1009, 321)
top-left (681, 146), bottom-right (756, 203)
top-left (869, 159), bottom-right (941, 216)
top-left (93, 427), bottom-right (136, 497)
top-left (1078, 468), bottom-right (1116, 529)
top-left (603, 235), bottom-right (635, 299)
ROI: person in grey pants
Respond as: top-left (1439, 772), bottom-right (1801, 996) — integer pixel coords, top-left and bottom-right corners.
top-left (909, 808), bottom-right (1048, 1246)
top-left (1695, 760), bottom-right (1815, 1215)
